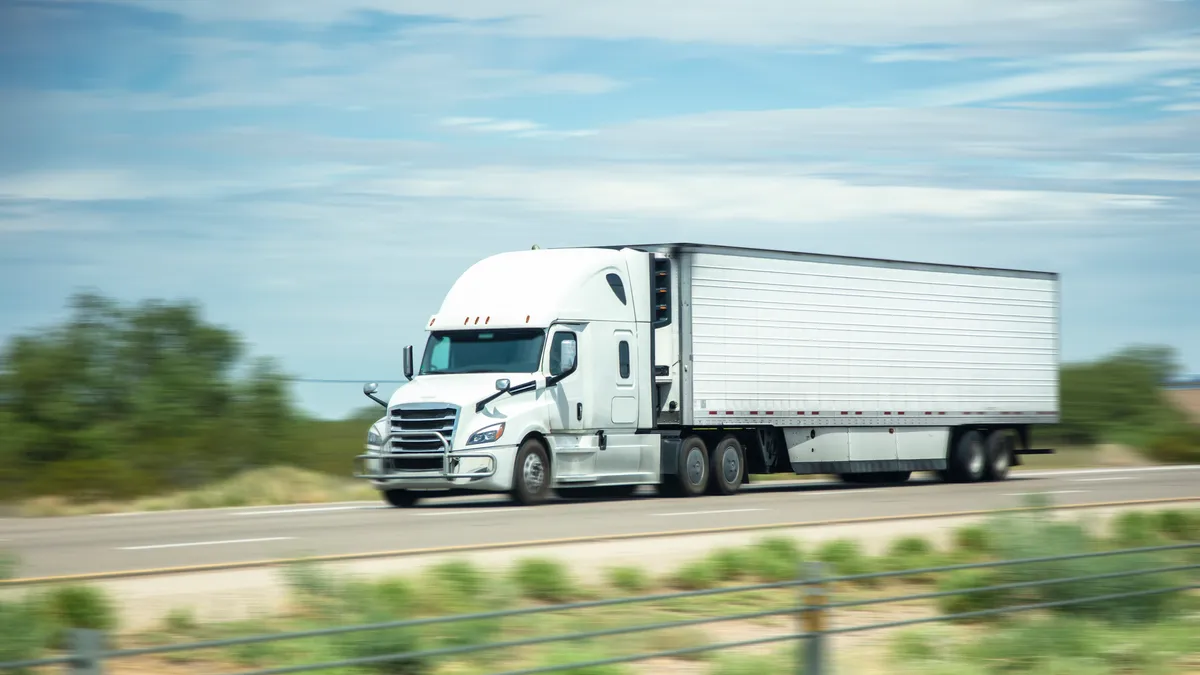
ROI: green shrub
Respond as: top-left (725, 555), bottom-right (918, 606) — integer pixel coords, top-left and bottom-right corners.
top-left (746, 536), bottom-right (802, 582)
top-left (334, 619), bottom-right (428, 675)
top-left (605, 566), bottom-right (650, 594)
top-left (879, 536), bottom-right (942, 582)
top-left (935, 569), bottom-right (1006, 619)
top-left (815, 539), bottom-right (876, 585)
top-left (534, 643), bottom-right (632, 674)
top-left (952, 524), bottom-right (994, 558)
top-left (0, 551), bottom-right (17, 581)
top-left (890, 626), bottom-right (951, 663)
top-left (1153, 509), bottom-right (1199, 541)
top-left (0, 597), bottom-right (55, 670)
top-left (163, 607), bottom-right (198, 634)
top-left (1109, 511), bottom-right (1162, 548)
top-left (986, 512), bottom-right (1185, 624)
top-left (511, 558), bottom-right (574, 603)
top-left (1142, 426), bottom-right (1200, 463)
top-left (669, 559), bottom-right (720, 590)
top-left (707, 547), bottom-right (754, 582)
top-left (45, 584), bottom-right (117, 634)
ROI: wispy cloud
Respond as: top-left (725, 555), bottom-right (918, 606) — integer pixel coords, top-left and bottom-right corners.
top-left (440, 116), bottom-right (597, 138)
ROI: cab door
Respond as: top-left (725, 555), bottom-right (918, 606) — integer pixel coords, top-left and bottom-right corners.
top-left (544, 324), bottom-right (596, 477)
top-left (595, 327), bottom-right (648, 479)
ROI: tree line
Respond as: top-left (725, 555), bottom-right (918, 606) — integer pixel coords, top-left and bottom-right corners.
top-left (0, 292), bottom-right (1196, 503)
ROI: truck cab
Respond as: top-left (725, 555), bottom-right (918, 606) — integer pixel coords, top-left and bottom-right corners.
top-left (355, 247), bottom-right (666, 506)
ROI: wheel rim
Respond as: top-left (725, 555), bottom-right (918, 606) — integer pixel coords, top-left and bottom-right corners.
top-left (523, 453), bottom-right (545, 493)
top-left (686, 447), bottom-right (705, 485)
top-left (721, 446), bottom-right (741, 483)
top-left (967, 441), bottom-right (984, 476)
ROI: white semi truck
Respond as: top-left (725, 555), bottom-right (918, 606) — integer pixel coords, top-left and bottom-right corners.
top-left (355, 243), bottom-right (1059, 507)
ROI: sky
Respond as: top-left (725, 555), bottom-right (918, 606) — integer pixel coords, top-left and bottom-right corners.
top-left (2, 0), bottom-right (1199, 420)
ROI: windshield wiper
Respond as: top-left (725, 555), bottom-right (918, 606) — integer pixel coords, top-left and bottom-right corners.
top-left (475, 379), bottom-right (538, 412)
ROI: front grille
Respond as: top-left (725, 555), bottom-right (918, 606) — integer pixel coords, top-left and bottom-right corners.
top-left (388, 405), bottom-right (458, 453)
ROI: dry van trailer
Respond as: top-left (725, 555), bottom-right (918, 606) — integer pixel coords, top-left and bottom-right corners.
top-left (598, 243), bottom-right (1059, 490)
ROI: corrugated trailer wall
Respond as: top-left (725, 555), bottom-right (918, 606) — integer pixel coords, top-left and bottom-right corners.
top-left (683, 249), bottom-right (1059, 428)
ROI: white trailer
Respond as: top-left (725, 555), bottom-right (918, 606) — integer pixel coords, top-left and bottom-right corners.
top-left (356, 243), bottom-right (1059, 507)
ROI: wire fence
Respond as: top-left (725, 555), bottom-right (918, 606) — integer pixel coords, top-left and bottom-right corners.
top-left (3, 542), bottom-right (1196, 675)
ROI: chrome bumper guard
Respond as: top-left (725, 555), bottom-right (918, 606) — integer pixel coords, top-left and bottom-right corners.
top-left (353, 431), bottom-right (498, 481)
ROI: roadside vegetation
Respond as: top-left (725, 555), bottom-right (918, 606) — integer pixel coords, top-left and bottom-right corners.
top-left (2, 292), bottom-right (1197, 516)
top-left (2, 506), bottom-right (1197, 674)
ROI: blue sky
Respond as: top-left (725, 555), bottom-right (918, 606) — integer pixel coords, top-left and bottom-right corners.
top-left (2, 0), bottom-right (1199, 419)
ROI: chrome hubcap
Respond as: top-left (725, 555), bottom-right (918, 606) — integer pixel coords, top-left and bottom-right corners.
top-left (686, 448), bottom-right (705, 485)
top-left (968, 443), bottom-right (984, 476)
top-left (523, 454), bottom-right (545, 493)
top-left (722, 447), bottom-right (740, 483)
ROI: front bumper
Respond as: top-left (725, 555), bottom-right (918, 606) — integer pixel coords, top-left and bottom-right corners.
top-left (354, 430), bottom-right (516, 491)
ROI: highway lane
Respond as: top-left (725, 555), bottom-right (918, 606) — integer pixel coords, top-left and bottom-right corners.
top-left (1, 466), bottom-right (1197, 579)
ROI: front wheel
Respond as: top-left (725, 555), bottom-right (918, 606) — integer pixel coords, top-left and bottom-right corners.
top-left (512, 437), bottom-right (553, 505)
top-left (658, 435), bottom-right (709, 497)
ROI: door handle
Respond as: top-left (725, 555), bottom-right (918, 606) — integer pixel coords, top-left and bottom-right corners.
top-left (576, 402), bottom-right (583, 421)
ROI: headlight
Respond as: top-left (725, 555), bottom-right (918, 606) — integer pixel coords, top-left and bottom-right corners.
top-left (367, 428), bottom-right (383, 447)
top-left (466, 422), bottom-right (505, 446)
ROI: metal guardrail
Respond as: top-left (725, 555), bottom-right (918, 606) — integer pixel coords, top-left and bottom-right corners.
top-left (3, 542), bottom-right (1196, 674)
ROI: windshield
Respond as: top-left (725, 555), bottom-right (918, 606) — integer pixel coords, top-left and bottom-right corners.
top-left (419, 329), bottom-right (546, 376)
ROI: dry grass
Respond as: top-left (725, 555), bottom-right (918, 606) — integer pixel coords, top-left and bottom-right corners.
top-left (18, 466), bottom-right (377, 517)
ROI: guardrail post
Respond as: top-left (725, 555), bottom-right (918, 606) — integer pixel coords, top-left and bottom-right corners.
top-left (69, 629), bottom-right (104, 675)
top-left (800, 561), bottom-right (828, 675)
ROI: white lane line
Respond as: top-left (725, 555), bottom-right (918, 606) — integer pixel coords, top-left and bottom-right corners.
top-left (232, 505), bottom-right (388, 516)
top-left (100, 501), bottom-right (377, 517)
top-left (653, 508), bottom-right (766, 517)
top-left (417, 508), bottom-right (522, 517)
top-left (1003, 490), bottom-right (1086, 497)
top-left (1070, 477), bottom-right (1133, 483)
top-left (117, 537), bottom-right (295, 551)
top-left (1016, 465), bottom-right (1200, 478)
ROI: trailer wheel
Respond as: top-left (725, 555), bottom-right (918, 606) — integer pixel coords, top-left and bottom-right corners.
top-left (948, 430), bottom-right (987, 483)
top-left (382, 489), bottom-right (420, 508)
top-left (512, 437), bottom-right (552, 505)
top-left (708, 435), bottom-right (745, 496)
top-left (984, 430), bottom-right (1014, 481)
top-left (667, 435), bottom-right (710, 497)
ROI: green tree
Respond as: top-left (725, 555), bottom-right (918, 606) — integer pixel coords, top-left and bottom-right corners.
top-left (0, 291), bottom-right (297, 501)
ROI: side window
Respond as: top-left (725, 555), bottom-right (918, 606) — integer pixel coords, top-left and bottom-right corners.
top-left (606, 273), bottom-right (627, 305)
top-left (548, 331), bottom-right (578, 377)
top-left (618, 341), bottom-right (630, 380)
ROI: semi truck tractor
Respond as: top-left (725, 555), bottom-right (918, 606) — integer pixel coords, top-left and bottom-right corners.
top-left (355, 243), bottom-right (1059, 507)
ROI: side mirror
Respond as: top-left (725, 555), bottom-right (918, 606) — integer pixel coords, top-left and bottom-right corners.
top-left (403, 345), bottom-right (414, 381)
top-left (495, 378), bottom-right (511, 392)
top-left (363, 382), bottom-right (387, 408)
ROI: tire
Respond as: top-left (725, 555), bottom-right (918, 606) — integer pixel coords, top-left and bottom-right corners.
top-left (662, 435), bottom-right (709, 497)
top-left (512, 437), bottom-right (552, 505)
top-left (983, 430), bottom-right (1014, 481)
top-left (948, 430), bottom-right (987, 483)
top-left (382, 489), bottom-right (420, 508)
top-left (708, 435), bottom-right (745, 496)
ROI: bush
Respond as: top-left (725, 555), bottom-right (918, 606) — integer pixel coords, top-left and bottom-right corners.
top-left (746, 537), bottom-right (802, 582)
top-left (952, 524), bottom-right (994, 558)
top-left (1153, 509), bottom-right (1199, 541)
top-left (605, 566), bottom-right (650, 594)
top-left (935, 568), bottom-right (1006, 619)
top-left (986, 513), bottom-right (1185, 624)
top-left (815, 539), bottom-right (876, 585)
top-left (707, 547), bottom-right (754, 582)
top-left (0, 597), bottom-right (55, 670)
top-left (1109, 511), bottom-right (1163, 548)
top-left (1142, 426), bottom-right (1200, 463)
top-left (511, 558), bottom-right (574, 603)
top-left (534, 643), bottom-right (631, 674)
top-left (669, 559), bottom-right (720, 591)
top-left (880, 536), bottom-right (943, 582)
top-left (45, 584), bottom-right (117, 635)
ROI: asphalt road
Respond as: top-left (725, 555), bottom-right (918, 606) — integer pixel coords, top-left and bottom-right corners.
top-left (2, 466), bottom-right (1197, 579)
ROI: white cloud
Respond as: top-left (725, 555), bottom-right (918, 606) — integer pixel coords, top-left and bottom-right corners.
top-left (69, 0), bottom-right (1188, 56)
top-left (359, 164), bottom-right (1170, 226)
top-left (439, 116), bottom-right (597, 138)
top-left (910, 38), bottom-right (1200, 106)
